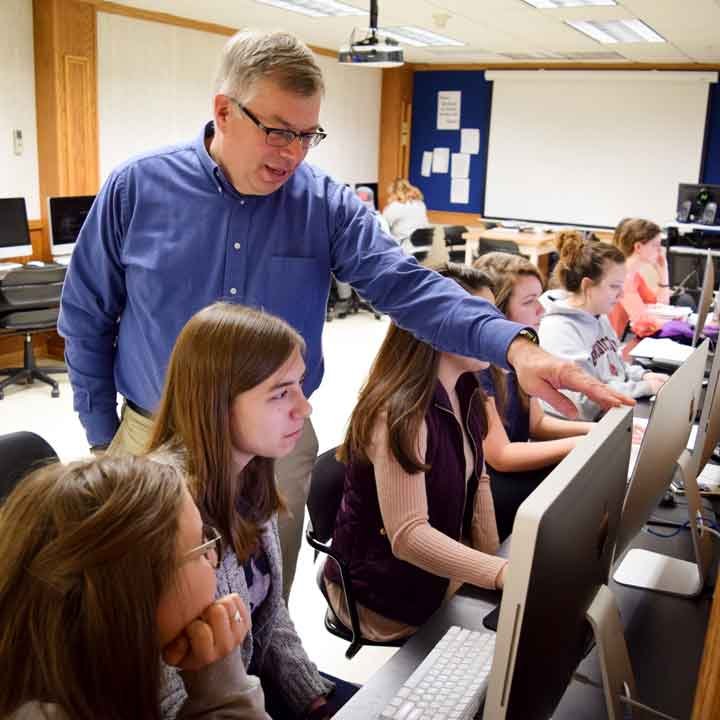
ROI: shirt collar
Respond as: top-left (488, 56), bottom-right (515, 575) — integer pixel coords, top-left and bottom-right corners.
top-left (194, 121), bottom-right (244, 198)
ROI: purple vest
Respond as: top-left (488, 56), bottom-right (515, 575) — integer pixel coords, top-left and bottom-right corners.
top-left (325, 373), bottom-right (486, 626)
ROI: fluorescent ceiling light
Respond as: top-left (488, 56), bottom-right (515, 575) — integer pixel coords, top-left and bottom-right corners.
top-left (522, 0), bottom-right (616, 8)
top-left (501, 51), bottom-right (566, 60)
top-left (380, 26), bottom-right (464, 48)
top-left (566, 19), bottom-right (665, 44)
top-left (255, 0), bottom-right (365, 17)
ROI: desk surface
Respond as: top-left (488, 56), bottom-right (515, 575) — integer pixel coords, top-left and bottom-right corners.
top-left (464, 227), bottom-right (559, 251)
top-left (334, 517), bottom-right (713, 720)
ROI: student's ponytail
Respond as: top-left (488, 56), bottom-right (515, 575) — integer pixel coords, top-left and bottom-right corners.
top-left (552, 231), bottom-right (624, 292)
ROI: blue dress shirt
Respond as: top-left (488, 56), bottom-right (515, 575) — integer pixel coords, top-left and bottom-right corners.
top-left (59, 122), bottom-right (525, 446)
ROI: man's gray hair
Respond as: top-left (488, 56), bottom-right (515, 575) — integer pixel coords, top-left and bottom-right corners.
top-left (215, 30), bottom-right (325, 103)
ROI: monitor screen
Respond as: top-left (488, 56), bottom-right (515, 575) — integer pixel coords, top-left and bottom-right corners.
top-left (676, 183), bottom-right (720, 225)
top-left (48, 195), bottom-right (95, 255)
top-left (0, 197), bottom-right (32, 260)
top-left (483, 406), bottom-right (632, 720)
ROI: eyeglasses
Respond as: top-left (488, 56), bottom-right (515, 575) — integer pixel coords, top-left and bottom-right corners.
top-left (182, 524), bottom-right (223, 569)
top-left (230, 98), bottom-right (327, 150)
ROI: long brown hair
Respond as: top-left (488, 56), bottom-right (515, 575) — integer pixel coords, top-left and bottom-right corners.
top-left (473, 252), bottom-right (546, 415)
top-left (552, 231), bottom-right (625, 292)
top-left (338, 263), bottom-right (491, 474)
top-left (612, 217), bottom-right (661, 258)
top-left (0, 456), bottom-right (185, 720)
top-left (147, 302), bottom-right (304, 561)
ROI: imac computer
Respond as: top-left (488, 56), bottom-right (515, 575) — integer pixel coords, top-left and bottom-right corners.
top-left (613, 340), bottom-right (710, 596)
top-left (48, 195), bottom-right (94, 261)
top-left (691, 249), bottom-right (715, 348)
top-left (483, 407), bottom-right (634, 720)
top-left (0, 197), bottom-right (32, 260)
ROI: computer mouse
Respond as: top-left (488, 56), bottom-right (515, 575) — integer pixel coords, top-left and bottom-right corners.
top-left (25, 260), bottom-right (45, 267)
top-left (659, 490), bottom-right (677, 508)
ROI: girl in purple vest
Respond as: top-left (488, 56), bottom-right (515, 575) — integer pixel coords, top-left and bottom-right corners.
top-left (324, 264), bottom-right (507, 641)
top-left (473, 252), bottom-right (593, 540)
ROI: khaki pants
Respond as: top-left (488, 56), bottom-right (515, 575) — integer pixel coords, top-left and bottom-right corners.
top-left (107, 402), bottom-right (155, 456)
top-left (275, 419), bottom-right (319, 603)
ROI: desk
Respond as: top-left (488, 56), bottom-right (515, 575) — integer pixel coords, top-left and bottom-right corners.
top-left (334, 523), bottom-right (713, 720)
top-left (463, 228), bottom-right (558, 273)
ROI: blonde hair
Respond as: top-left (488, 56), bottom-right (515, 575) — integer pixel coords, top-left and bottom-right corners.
top-left (386, 178), bottom-right (424, 204)
top-left (473, 252), bottom-right (545, 317)
top-left (612, 218), bottom-right (661, 258)
top-left (215, 30), bottom-right (324, 103)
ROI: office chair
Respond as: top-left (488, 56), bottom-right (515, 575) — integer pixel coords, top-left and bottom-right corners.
top-left (306, 447), bottom-right (407, 659)
top-left (0, 431), bottom-right (59, 503)
top-left (444, 225), bottom-right (469, 264)
top-left (407, 227), bottom-right (435, 263)
top-left (475, 237), bottom-right (521, 260)
top-left (0, 265), bottom-right (66, 399)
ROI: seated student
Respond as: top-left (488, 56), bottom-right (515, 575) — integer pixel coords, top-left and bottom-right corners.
top-left (473, 252), bottom-right (593, 540)
top-left (381, 178), bottom-right (430, 251)
top-left (539, 233), bottom-right (668, 421)
top-left (0, 455), bottom-right (268, 720)
top-left (146, 303), bottom-right (339, 720)
top-left (609, 218), bottom-right (671, 339)
top-left (324, 263), bottom-right (507, 642)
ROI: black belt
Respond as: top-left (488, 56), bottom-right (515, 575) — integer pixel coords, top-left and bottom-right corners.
top-left (126, 398), bottom-right (154, 419)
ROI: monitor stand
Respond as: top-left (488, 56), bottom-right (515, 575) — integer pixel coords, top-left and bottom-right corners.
top-left (613, 451), bottom-right (714, 597)
top-left (584, 584), bottom-right (640, 720)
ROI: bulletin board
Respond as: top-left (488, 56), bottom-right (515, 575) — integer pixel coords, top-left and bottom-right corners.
top-left (702, 81), bottom-right (720, 185)
top-left (408, 71), bottom-right (492, 215)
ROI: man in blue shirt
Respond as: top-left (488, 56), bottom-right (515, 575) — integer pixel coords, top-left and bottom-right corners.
top-left (59, 30), bottom-right (630, 600)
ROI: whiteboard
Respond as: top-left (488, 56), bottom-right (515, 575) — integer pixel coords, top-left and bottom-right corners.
top-left (484, 70), bottom-right (717, 228)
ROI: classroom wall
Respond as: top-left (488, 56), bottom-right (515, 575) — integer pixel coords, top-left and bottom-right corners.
top-left (97, 12), bottom-right (382, 187)
top-left (0, 0), bottom-right (41, 219)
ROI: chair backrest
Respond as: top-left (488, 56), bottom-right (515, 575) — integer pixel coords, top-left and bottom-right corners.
top-left (477, 237), bottom-right (520, 256)
top-left (409, 227), bottom-right (435, 249)
top-left (0, 431), bottom-right (59, 503)
top-left (307, 447), bottom-right (347, 543)
top-left (444, 225), bottom-right (468, 247)
top-left (0, 266), bottom-right (66, 313)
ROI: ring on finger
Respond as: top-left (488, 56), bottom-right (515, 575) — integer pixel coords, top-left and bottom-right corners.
top-left (233, 609), bottom-right (242, 623)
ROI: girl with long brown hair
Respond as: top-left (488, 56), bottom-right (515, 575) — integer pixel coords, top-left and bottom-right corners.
top-left (540, 233), bottom-right (668, 420)
top-left (146, 302), bottom-right (337, 720)
top-left (473, 252), bottom-right (593, 540)
top-left (324, 264), bottom-right (507, 641)
top-left (0, 455), bottom-right (266, 720)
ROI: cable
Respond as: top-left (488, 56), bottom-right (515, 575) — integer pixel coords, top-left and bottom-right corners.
top-left (573, 673), bottom-right (679, 720)
top-left (697, 518), bottom-right (720, 540)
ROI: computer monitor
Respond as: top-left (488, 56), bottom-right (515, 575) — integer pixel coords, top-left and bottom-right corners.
top-left (613, 340), bottom-right (709, 596)
top-left (676, 183), bottom-right (720, 226)
top-left (48, 195), bottom-right (94, 257)
top-left (483, 406), bottom-right (633, 720)
top-left (691, 249), bottom-right (715, 348)
top-left (0, 197), bottom-right (32, 260)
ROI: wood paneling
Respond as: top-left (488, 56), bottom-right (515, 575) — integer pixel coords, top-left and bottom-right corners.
top-left (33, 0), bottom-right (99, 261)
top-left (378, 65), bottom-right (415, 209)
top-left (692, 582), bottom-right (720, 719)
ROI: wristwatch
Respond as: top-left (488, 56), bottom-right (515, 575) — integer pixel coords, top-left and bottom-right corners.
top-left (516, 327), bottom-right (539, 345)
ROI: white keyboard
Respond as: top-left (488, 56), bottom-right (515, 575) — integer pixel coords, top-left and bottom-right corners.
top-left (379, 625), bottom-right (495, 720)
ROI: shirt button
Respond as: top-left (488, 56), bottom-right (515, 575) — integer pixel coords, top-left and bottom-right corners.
top-left (240, 200), bottom-right (246, 206)
top-left (234, 242), bottom-right (241, 250)
top-left (229, 287), bottom-right (237, 295)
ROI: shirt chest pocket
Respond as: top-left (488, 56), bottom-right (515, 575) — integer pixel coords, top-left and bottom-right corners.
top-left (262, 256), bottom-right (328, 337)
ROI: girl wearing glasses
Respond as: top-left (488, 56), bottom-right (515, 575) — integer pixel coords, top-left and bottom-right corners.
top-left (0, 455), bottom-right (268, 720)
top-left (147, 303), bottom-right (336, 720)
